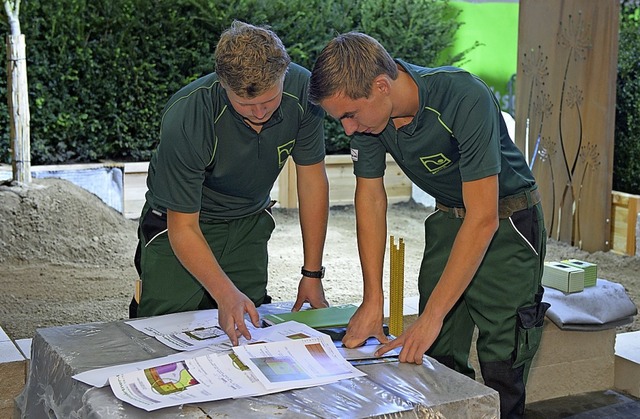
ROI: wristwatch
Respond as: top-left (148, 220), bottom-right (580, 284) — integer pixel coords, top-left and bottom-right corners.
top-left (301, 266), bottom-right (325, 279)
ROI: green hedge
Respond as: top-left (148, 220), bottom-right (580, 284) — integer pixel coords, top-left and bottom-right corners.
top-left (0, 0), bottom-right (466, 164)
top-left (613, 2), bottom-right (640, 194)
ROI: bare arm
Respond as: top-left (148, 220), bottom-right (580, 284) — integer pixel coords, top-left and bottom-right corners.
top-left (292, 161), bottom-right (330, 311)
top-left (342, 176), bottom-right (390, 348)
top-left (166, 210), bottom-right (260, 345)
top-left (377, 175), bottom-right (500, 362)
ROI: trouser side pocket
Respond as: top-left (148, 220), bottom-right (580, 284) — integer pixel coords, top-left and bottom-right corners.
top-left (513, 288), bottom-right (550, 369)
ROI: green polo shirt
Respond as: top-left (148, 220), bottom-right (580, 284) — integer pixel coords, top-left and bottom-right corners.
top-left (145, 63), bottom-right (325, 220)
top-left (351, 60), bottom-right (534, 207)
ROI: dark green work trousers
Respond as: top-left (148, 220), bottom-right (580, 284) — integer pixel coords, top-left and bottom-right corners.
top-left (135, 205), bottom-right (275, 317)
top-left (419, 200), bottom-right (547, 419)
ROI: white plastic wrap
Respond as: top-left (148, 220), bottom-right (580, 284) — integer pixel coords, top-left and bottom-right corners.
top-left (16, 303), bottom-right (499, 418)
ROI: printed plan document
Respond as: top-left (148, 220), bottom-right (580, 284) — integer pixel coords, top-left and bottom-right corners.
top-left (74, 319), bottom-right (346, 388)
top-left (124, 309), bottom-right (259, 351)
top-left (73, 310), bottom-right (374, 411)
top-left (108, 334), bottom-right (364, 411)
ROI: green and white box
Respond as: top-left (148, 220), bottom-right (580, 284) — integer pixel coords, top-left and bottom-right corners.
top-left (561, 259), bottom-right (597, 287)
top-left (542, 261), bottom-right (585, 293)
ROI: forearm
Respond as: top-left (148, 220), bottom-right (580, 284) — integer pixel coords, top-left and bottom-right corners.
top-left (298, 197), bottom-right (328, 271)
top-left (340, 178), bottom-right (389, 347)
top-left (297, 162), bottom-right (329, 271)
top-left (355, 178), bottom-right (387, 306)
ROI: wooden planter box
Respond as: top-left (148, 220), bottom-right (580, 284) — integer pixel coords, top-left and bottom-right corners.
top-left (275, 154), bottom-right (412, 208)
top-left (611, 190), bottom-right (640, 256)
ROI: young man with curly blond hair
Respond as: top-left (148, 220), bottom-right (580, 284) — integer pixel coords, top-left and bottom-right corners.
top-left (133, 21), bottom-right (330, 346)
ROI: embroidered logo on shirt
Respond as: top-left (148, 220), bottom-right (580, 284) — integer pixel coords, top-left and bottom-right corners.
top-left (277, 140), bottom-right (296, 168)
top-left (420, 153), bottom-right (452, 174)
top-left (350, 148), bottom-right (359, 162)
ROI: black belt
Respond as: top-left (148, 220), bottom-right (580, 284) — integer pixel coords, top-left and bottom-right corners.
top-left (436, 188), bottom-right (541, 219)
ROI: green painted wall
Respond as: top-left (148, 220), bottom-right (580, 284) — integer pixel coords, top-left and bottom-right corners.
top-left (445, 1), bottom-right (519, 113)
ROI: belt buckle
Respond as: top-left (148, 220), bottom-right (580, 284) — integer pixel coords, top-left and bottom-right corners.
top-left (452, 207), bottom-right (466, 218)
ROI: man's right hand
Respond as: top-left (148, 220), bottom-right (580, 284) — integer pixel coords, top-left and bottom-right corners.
top-left (217, 288), bottom-right (261, 346)
top-left (342, 302), bottom-right (389, 348)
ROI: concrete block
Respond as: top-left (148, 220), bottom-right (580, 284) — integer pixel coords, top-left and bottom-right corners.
top-left (533, 319), bottom-right (616, 364)
top-left (614, 330), bottom-right (640, 397)
top-left (527, 356), bottom-right (614, 402)
top-left (469, 318), bottom-right (617, 404)
top-left (526, 320), bottom-right (616, 403)
top-left (615, 356), bottom-right (640, 398)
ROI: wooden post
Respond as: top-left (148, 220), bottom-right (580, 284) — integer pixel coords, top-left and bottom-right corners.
top-left (6, 33), bottom-right (30, 183)
top-left (4, 0), bottom-right (31, 184)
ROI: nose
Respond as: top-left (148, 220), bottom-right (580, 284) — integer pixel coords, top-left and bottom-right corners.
top-left (341, 119), bottom-right (358, 136)
top-left (252, 105), bottom-right (268, 119)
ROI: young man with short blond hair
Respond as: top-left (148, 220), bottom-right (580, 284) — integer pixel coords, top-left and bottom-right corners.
top-left (134, 21), bottom-right (330, 346)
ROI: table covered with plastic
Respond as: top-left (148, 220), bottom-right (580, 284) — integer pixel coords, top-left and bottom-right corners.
top-left (15, 303), bottom-right (499, 418)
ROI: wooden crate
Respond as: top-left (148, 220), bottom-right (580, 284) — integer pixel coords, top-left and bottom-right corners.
top-left (611, 191), bottom-right (640, 256)
top-left (272, 154), bottom-right (412, 209)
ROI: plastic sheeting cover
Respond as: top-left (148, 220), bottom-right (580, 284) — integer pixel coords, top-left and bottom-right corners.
top-left (16, 303), bottom-right (499, 418)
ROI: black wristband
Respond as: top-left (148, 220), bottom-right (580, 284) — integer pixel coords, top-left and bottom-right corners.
top-left (301, 266), bottom-right (325, 279)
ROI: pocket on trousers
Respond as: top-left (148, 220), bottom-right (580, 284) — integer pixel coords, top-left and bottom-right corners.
top-left (513, 300), bottom-right (550, 368)
top-left (141, 209), bottom-right (168, 246)
top-left (508, 207), bottom-right (540, 255)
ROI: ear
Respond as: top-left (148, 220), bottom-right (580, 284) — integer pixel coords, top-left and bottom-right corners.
top-left (373, 75), bottom-right (391, 95)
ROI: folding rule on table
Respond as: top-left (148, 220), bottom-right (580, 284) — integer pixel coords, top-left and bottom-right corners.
top-left (389, 236), bottom-right (405, 336)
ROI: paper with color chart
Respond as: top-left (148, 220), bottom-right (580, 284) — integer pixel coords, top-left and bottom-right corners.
top-left (108, 333), bottom-right (364, 411)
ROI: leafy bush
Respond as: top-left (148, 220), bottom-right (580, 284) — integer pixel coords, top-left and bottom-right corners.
top-left (0, 0), bottom-right (467, 163)
top-left (613, 2), bottom-right (640, 194)
top-left (1, 0), bottom-right (218, 164)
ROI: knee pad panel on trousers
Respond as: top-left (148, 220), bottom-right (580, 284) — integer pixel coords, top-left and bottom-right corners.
top-left (480, 359), bottom-right (525, 419)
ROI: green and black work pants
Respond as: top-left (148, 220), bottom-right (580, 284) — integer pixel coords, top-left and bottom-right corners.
top-left (419, 188), bottom-right (548, 419)
top-left (132, 204), bottom-right (275, 318)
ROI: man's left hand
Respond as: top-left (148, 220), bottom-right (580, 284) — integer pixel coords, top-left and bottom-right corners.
top-left (292, 276), bottom-right (329, 311)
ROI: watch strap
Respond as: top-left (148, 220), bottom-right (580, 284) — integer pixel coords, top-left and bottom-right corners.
top-left (301, 266), bottom-right (325, 279)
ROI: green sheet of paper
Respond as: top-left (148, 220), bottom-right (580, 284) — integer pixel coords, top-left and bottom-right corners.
top-left (262, 304), bottom-right (358, 328)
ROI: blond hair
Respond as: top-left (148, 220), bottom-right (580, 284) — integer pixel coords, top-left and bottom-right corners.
top-left (215, 20), bottom-right (291, 98)
top-left (309, 32), bottom-right (398, 104)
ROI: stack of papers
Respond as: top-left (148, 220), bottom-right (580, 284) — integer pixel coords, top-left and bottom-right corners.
top-left (72, 310), bottom-right (401, 412)
top-left (561, 259), bottom-right (597, 287)
top-left (542, 261), bottom-right (585, 293)
top-left (109, 331), bottom-right (364, 411)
